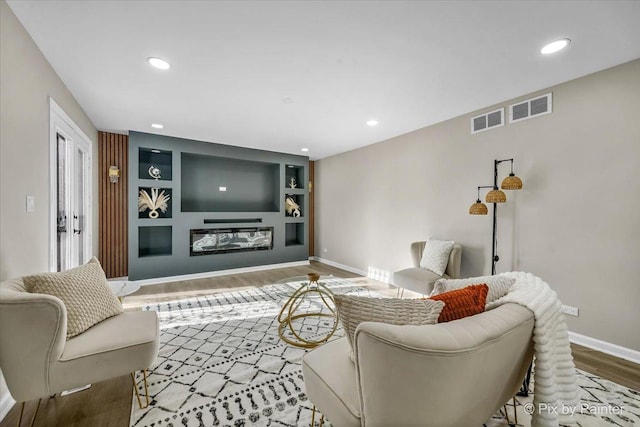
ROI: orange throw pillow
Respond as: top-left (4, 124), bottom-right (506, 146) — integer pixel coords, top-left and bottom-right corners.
top-left (428, 284), bottom-right (488, 323)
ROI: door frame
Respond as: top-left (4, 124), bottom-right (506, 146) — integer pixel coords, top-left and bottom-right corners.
top-left (49, 97), bottom-right (93, 271)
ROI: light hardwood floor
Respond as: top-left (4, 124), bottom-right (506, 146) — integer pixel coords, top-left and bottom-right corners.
top-left (2, 261), bottom-right (638, 427)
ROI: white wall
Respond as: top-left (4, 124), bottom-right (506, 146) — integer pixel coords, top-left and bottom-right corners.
top-left (316, 59), bottom-right (640, 351)
top-left (0, 0), bottom-right (98, 418)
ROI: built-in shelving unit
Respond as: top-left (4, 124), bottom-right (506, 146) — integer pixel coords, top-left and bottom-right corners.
top-left (136, 147), bottom-right (174, 261)
top-left (128, 131), bottom-right (309, 280)
top-left (284, 165), bottom-right (304, 245)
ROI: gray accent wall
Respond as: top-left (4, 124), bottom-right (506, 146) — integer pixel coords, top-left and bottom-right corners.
top-left (128, 131), bottom-right (309, 280)
top-left (315, 59), bottom-right (640, 351)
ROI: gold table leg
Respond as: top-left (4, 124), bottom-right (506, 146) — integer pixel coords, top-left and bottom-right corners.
top-left (277, 273), bottom-right (338, 349)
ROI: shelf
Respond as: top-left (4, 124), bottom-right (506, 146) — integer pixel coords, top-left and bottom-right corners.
top-left (284, 217), bottom-right (304, 223)
top-left (285, 165), bottom-right (304, 190)
top-left (138, 187), bottom-right (172, 219)
top-left (139, 148), bottom-right (172, 181)
top-left (138, 226), bottom-right (172, 257)
top-left (285, 194), bottom-right (304, 218)
top-left (285, 223), bottom-right (304, 246)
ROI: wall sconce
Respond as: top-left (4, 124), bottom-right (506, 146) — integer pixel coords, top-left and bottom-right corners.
top-left (469, 158), bottom-right (523, 274)
top-left (108, 166), bottom-right (120, 183)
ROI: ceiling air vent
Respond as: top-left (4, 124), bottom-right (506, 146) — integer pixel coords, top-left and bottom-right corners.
top-left (509, 93), bottom-right (552, 123)
top-left (471, 108), bottom-right (504, 134)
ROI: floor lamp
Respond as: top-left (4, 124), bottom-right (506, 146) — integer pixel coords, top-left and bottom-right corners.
top-left (469, 158), bottom-right (523, 275)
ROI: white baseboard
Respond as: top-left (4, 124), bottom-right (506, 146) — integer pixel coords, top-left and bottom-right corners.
top-left (568, 331), bottom-right (640, 365)
top-left (130, 260), bottom-right (310, 287)
top-left (310, 256), bottom-right (368, 277)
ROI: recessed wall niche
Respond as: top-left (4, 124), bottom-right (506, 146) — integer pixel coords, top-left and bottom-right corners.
top-left (138, 187), bottom-right (172, 219)
top-left (285, 223), bottom-right (304, 246)
top-left (139, 148), bottom-right (172, 181)
top-left (285, 194), bottom-right (304, 217)
top-left (138, 226), bottom-right (172, 257)
top-left (181, 153), bottom-right (280, 212)
top-left (285, 165), bottom-right (304, 189)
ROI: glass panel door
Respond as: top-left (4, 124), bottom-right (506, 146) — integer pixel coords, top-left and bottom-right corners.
top-left (73, 145), bottom-right (86, 267)
top-left (54, 131), bottom-right (91, 271)
top-left (56, 133), bottom-right (69, 272)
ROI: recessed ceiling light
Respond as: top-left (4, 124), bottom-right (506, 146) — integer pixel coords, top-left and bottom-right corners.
top-left (366, 119), bottom-right (379, 126)
top-left (151, 123), bottom-right (164, 129)
top-left (151, 149), bottom-right (161, 154)
top-left (301, 148), bottom-right (309, 152)
top-left (540, 38), bottom-right (571, 55)
top-left (146, 57), bottom-right (171, 70)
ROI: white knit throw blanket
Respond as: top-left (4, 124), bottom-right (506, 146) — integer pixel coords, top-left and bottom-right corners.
top-left (492, 272), bottom-right (579, 427)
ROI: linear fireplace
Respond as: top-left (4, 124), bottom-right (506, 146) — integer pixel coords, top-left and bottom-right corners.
top-left (190, 227), bottom-right (274, 256)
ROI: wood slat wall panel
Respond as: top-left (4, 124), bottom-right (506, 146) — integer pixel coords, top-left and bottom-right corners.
top-left (98, 132), bottom-right (128, 278)
top-left (309, 160), bottom-right (315, 257)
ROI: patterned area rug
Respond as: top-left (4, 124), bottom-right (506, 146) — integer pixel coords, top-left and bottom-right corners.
top-left (130, 278), bottom-right (639, 427)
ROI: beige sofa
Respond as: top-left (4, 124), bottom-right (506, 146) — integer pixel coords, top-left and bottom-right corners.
top-left (302, 303), bottom-right (534, 427)
top-left (0, 277), bottom-right (159, 406)
top-left (393, 241), bottom-right (462, 295)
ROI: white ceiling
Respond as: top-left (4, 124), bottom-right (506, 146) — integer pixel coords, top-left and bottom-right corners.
top-left (7, 1), bottom-right (640, 159)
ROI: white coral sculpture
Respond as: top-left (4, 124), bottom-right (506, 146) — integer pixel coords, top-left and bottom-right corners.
top-left (285, 196), bottom-right (301, 217)
top-left (138, 188), bottom-right (170, 219)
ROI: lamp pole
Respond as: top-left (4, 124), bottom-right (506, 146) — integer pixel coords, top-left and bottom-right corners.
top-left (491, 158), bottom-right (515, 274)
top-left (491, 160), bottom-right (499, 274)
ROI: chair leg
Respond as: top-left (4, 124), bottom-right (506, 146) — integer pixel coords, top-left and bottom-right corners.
top-left (310, 406), bottom-right (325, 427)
top-left (504, 397), bottom-right (519, 426)
top-left (131, 370), bottom-right (150, 409)
top-left (17, 401), bottom-right (24, 427)
top-left (504, 405), bottom-right (510, 425)
top-left (17, 398), bottom-right (41, 427)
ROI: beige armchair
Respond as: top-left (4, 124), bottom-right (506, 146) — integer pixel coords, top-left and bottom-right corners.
top-left (393, 241), bottom-right (462, 295)
top-left (0, 277), bottom-right (159, 423)
top-left (302, 303), bottom-right (534, 427)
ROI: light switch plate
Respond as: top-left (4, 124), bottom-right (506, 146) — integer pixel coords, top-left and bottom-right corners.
top-left (26, 195), bottom-right (35, 212)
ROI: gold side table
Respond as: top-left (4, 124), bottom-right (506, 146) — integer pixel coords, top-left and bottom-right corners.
top-left (277, 273), bottom-right (338, 349)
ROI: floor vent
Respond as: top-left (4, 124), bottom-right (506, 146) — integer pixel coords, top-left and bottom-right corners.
top-left (471, 108), bottom-right (504, 134)
top-left (509, 92), bottom-right (552, 123)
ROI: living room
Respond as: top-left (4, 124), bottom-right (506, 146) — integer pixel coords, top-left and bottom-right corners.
top-left (1, 1), bottom-right (639, 426)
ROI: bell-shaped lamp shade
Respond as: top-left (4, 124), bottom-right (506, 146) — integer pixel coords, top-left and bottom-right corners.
top-left (501, 173), bottom-right (523, 190)
top-left (486, 189), bottom-right (507, 203)
top-left (469, 199), bottom-right (488, 215)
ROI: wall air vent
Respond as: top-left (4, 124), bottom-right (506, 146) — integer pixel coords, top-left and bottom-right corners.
top-left (471, 108), bottom-right (504, 134)
top-left (509, 93), bottom-right (552, 123)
